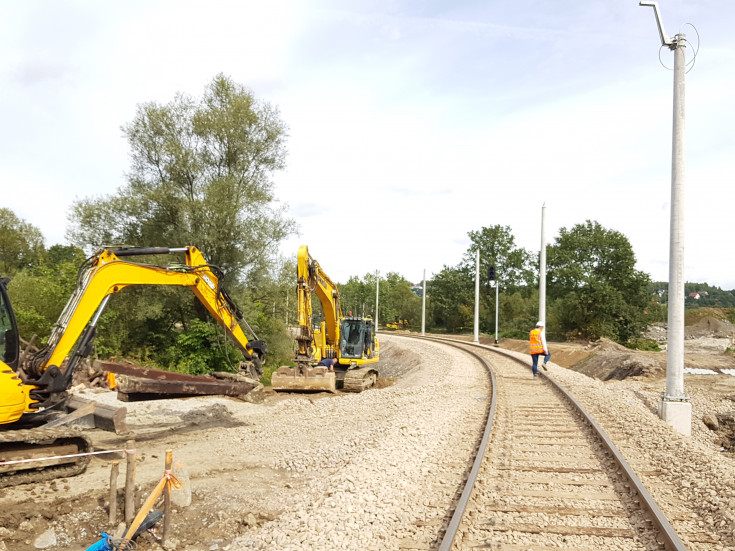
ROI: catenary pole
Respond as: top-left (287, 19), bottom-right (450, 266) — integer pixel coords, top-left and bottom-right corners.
top-left (474, 250), bottom-right (480, 343)
top-left (375, 270), bottom-right (379, 333)
top-left (421, 269), bottom-right (426, 336)
top-left (640, 0), bottom-right (691, 436)
top-left (539, 204), bottom-right (546, 325)
top-left (495, 279), bottom-right (499, 345)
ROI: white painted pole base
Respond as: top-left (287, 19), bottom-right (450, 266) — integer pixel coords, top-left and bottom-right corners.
top-left (658, 398), bottom-right (692, 436)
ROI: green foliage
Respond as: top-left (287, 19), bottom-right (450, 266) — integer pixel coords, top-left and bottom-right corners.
top-left (428, 265), bottom-right (474, 333)
top-left (463, 225), bottom-right (535, 293)
top-left (56, 76), bottom-right (300, 373)
top-left (166, 319), bottom-right (245, 375)
top-left (0, 208), bottom-right (45, 276)
top-left (652, 281), bottom-right (735, 308)
top-left (67, 73), bottom-right (295, 280)
top-left (339, 272), bottom-right (422, 328)
top-left (6, 245), bottom-right (87, 341)
top-left (496, 290), bottom-right (539, 337)
top-left (339, 274), bottom-right (375, 319)
top-left (625, 338), bottom-right (661, 352)
top-left (499, 328), bottom-right (532, 340)
top-left (547, 220), bottom-right (650, 343)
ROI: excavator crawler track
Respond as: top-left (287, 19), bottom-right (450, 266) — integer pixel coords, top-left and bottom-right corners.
top-left (0, 427), bottom-right (94, 488)
top-left (342, 367), bottom-right (378, 393)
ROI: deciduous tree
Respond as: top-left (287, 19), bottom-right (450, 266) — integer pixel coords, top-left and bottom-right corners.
top-left (547, 220), bottom-right (650, 342)
top-left (67, 73), bottom-right (295, 280)
top-left (0, 209), bottom-right (45, 276)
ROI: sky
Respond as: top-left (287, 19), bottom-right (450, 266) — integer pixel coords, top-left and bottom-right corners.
top-left (2, 1), bottom-right (734, 289)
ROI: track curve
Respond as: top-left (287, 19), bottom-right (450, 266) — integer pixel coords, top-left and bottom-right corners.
top-left (399, 335), bottom-right (690, 550)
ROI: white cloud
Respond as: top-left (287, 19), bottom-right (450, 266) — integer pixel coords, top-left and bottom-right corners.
top-left (1, 1), bottom-right (734, 289)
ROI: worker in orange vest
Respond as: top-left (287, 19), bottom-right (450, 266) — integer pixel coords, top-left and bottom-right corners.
top-left (529, 321), bottom-right (550, 378)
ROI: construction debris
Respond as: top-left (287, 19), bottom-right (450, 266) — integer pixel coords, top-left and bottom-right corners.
top-left (94, 361), bottom-right (260, 402)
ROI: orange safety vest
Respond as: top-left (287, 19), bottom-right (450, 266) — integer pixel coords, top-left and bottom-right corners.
top-left (529, 328), bottom-right (545, 354)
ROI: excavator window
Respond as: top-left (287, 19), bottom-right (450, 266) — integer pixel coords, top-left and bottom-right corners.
top-left (340, 319), bottom-right (367, 359)
top-left (0, 283), bottom-right (19, 368)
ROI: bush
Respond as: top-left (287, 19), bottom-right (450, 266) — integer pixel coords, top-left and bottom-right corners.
top-left (166, 319), bottom-right (245, 375)
top-left (625, 338), bottom-right (661, 352)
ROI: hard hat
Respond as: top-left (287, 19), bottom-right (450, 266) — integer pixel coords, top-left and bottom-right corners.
top-left (536, 321), bottom-right (544, 327)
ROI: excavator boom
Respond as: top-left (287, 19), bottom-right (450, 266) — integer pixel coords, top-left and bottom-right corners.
top-left (1, 245), bottom-right (265, 487)
top-left (272, 245), bottom-right (379, 393)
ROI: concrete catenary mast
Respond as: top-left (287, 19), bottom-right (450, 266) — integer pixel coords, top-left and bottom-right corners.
top-left (640, 0), bottom-right (691, 436)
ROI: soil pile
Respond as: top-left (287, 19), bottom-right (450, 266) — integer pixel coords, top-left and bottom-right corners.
top-left (571, 338), bottom-right (664, 380)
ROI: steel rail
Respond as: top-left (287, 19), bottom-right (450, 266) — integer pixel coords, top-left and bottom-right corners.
top-left (421, 335), bottom-right (689, 551)
top-left (398, 337), bottom-right (496, 551)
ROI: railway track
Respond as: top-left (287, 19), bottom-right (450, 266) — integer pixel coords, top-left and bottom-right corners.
top-left (401, 336), bottom-right (699, 551)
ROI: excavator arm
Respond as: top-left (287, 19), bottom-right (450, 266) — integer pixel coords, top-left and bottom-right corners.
top-left (272, 245), bottom-right (378, 393)
top-left (295, 245), bottom-right (342, 364)
top-left (1, 245), bottom-right (264, 488)
top-left (21, 246), bottom-right (266, 411)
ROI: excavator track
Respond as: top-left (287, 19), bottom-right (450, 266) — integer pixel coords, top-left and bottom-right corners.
top-left (0, 427), bottom-right (94, 488)
top-left (342, 367), bottom-right (378, 393)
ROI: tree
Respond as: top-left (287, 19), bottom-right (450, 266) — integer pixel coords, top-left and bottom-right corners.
top-left (463, 225), bottom-right (535, 293)
top-left (0, 208), bottom-right (45, 275)
top-left (461, 224), bottom-right (536, 335)
top-left (378, 272), bottom-right (421, 327)
top-left (340, 274), bottom-right (376, 319)
top-left (428, 265), bottom-right (474, 333)
top-left (60, 75), bottom-right (300, 372)
top-left (67, 73), bottom-right (296, 279)
top-left (7, 244), bottom-right (87, 340)
top-left (547, 220), bottom-right (650, 342)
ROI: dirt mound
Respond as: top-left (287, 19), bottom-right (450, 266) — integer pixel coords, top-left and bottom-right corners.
top-left (572, 338), bottom-right (665, 381)
top-left (687, 316), bottom-right (735, 338)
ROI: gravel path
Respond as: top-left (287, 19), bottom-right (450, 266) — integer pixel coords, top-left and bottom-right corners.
top-left (5, 334), bottom-right (735, 551)
top-left (230, 335), bottom-right (490, 550)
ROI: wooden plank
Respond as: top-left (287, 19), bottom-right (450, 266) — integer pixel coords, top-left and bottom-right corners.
top-left (489, 523), bottom-right (635, 538)
top-left (115, 375), bottom-right (255, 401)
top-left (44, 402), bottom-right (97, 428)
top-left (509, 488), bottom-right (619, 500)
top-left (483, 504), bottom-right (627, 517)
top-left (495, 465), bottom-right (605, 474)
top-left (97, 361), bottom-right (218, 382)
top-left (507, 473), bottom-right (612, 486)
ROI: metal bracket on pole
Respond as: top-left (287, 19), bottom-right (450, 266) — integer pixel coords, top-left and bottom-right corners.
top-left (639, 1), bottom-right (674, 48)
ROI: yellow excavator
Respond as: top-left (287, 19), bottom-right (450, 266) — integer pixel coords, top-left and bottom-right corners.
top-left (385, 318), bottom-right (410, 330)
top-left (0, 246), bottom-right (265, 487)
top-left (271, 245), bottom-right (379, 393)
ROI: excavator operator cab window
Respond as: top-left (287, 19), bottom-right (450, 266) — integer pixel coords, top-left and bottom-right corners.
top-left (0, 280), bottom-right (19, 369)
top-left (339, 319), bottom-right (366, 359)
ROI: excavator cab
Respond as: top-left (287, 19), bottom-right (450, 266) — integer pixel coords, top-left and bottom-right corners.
top-left (339, 318), bottom-right (375, 359)
top-left (0, 278), bottom-right (19, 370)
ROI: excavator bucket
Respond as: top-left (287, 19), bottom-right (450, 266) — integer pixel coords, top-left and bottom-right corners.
top-left (270, 366), bottom-right (336, 392)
